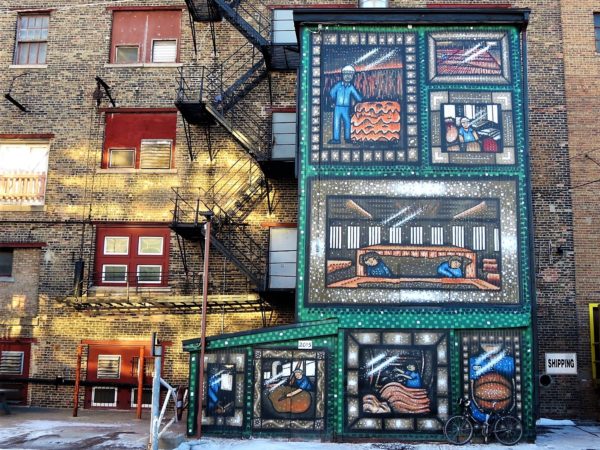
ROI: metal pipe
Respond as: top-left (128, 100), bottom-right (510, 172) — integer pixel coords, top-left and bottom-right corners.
top-left (197, 216), bottom-right (212, 438)
top-left (151, 345), bottom-right (162, 450)
top-left (72, 344), bottom-right (82, 417)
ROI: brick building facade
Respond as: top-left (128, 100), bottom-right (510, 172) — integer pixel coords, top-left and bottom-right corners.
top-left (0, 0), bottom-right (597, 431)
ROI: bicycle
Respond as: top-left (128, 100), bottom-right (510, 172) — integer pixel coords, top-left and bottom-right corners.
top-left (444, 398), bottom-right (523, 446)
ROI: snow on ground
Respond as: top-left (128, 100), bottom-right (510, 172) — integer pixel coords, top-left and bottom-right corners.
top-left (1, 409), bottom-right (599, 450)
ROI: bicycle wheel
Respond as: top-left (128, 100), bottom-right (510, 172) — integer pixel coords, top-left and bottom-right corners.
top-left (493, 415), bottom-right (523, 445)
top-left (444, 415), bottom-right (474, 445)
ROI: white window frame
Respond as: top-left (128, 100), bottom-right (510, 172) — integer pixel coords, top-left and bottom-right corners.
top-left (138, 236), bottom-right (164, 256)
top-left (104, 236), bottom-right (129, 255)
top-left (108, 147), bottom-right (136, 168)
top-left (115, 44), bottom-right (140, 64)
top-left (102, 264), bottom-right (128, 283)
top-left (0, 350), bottom-right (24, 375)
top-left (130, 388), bottom-right (153, 408)
top-left (91, 386), bottom-right (118, 407)
top-left (136, 265), bottom-right (162, 284)
top-left (97, 354), bottom-right (121, 379)
top-left (151, 39), bottom-right (177, 63)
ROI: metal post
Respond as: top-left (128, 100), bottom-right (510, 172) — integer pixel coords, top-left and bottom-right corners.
top-left (150, 344), bottom-right (162, 450)
top-left (197, 216), bottom-right (212, 438)
top-left (72, 344), bottom-right (82, 417)
top-left (136, 346), bottom-right (144, 420)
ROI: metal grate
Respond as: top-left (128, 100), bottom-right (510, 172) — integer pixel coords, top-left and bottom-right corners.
top-left (0, 351), bottom-right (24, 375)
top-left (97, 355), bottom-right (121, 379)
top-left (91, 386), bottom-right (118, 407)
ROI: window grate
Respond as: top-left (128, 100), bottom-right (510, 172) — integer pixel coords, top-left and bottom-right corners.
top-left (140, 140), bottom-right (172, 169)
top-left (97, 355), bottom-right (121, 379)
top-left (0, 351), bottom-right (24, 375)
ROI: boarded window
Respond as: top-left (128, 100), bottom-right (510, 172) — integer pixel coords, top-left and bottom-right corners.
top-left (151, 40), bottom-right (177, 63)
top-left (140, 140), bottom-right (172, 169)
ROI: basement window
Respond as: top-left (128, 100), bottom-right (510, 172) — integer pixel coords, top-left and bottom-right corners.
top-left (131, 388), bottom-right (152, 408)
top-left (91, 387), bottom-right (118, 407)
top-left (102, 112), bottom-right (176, 170)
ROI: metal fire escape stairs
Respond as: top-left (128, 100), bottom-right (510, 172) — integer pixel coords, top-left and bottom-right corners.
top-left (173, 0), bottom-right (299, 305)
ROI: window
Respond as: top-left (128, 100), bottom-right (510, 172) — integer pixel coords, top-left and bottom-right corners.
top-left (91, 387), bottom-right (118, 407)
top-left (410, 226), bottom-right (423, 245)
top-left (272, 10), bottom-right (296, 45)
top-left (472, 226), bottom-right (486, 251)
top-left (595, 14), bottom-right (600, 53)
top-left (0, 141), bottom-right (50, 206)
top-left (271, 111), bottom-right (296, 159)
top-left (389, 227), bottom-right (402, 244)
top-left (268, 227), bottom-right (297, 289)
top-left (452, 225), bottom-right (465, 248)
top-left (95, 226), bottom-right (170, 287)
top-left (131, 388), bottom-right (152, 408)
top-left (347, 226), bottom-right (361, 249)
top-left (97, 355), bottom-right (121, 379)
top-left (0, 249), bottom-right (13, 277)
top-left (329, 226), bottom-right (342, 249)
top-left (431, 226), bottom-right (444, 245)
top-left (0, 351), bottom-right (24, 375)
top-left (102, 112), bottom-right (176, 170)
top-left (368, 227), bottom-right (381, 245)
top-left (14, 14), bottom-right (49, 65)
top-left (110, 10), bottom-right (181, 64)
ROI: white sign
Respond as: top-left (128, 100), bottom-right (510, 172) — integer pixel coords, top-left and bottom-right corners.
top-left (298, 340), bottom-right (313, 350)
top-left (545, 353), bottom-right (577, 375)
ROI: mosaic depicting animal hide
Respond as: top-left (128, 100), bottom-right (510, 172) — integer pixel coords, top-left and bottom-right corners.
top-left (345, 330), bottom-right (449, 434)
top-left (428, 32), bottom-right (512, 84)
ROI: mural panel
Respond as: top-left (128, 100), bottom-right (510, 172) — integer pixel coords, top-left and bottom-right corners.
top-left (345, 330), bottom-right (449, 434)
top-left (201, 352), bottom-right (246, 429)
top-left (310, 31), bottom-right (419, 165)
top-left (459, 330), bottom-right (523, 421)
top-left (427, 32), bottom-right (512, 84)
top-left (306, 178), bottom-right (520, 306)
top-left (253, 349), bottom-right (326, 431)
top-left (430, 91), bottom-right (515, 165)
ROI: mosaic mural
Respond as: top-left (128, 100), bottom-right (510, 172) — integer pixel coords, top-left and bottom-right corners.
top-left (201, 352), bottom-right (246, 429)
top-left (306, 178), bottom-right (520, 306)
top-left (253, 349), bottom-right (326, 431)
top-left (345, 330), bottom-right (449, 434)
top-left (430, 91), bottom-right (515, 165)
top-left (427, 32), bottom-right (512, 84)
top-left (310, 31), bottom-right (419, 165)
top-left (459, 330), bottom-right (523, 421)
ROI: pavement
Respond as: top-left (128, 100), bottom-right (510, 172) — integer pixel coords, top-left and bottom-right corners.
top-left (1, 407), bottom-right (600, 450)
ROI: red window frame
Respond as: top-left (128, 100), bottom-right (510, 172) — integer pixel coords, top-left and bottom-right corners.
top-left (101, 111), bottom-right (177, 169)
top-left (109, 9), bottom-right (181, 64)
top-left (94, 226), bottom-right (170, 287)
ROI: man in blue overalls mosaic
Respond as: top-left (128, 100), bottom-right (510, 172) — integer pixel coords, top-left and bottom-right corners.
top-left (329, 65), bottom-right (363, 144)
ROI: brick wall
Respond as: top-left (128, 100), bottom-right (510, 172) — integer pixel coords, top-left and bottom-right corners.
top-left (0, 0), bottom-right (586, 419)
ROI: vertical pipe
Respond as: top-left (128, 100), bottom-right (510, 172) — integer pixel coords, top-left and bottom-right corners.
top-left (151, 345), bottom-right (162, 450)
top-left (72, 344), bottom-right (82, 417)
top-left (197, 217), bottom-right (212, 438)
top-left (136, 346), bottom-right (145, 419)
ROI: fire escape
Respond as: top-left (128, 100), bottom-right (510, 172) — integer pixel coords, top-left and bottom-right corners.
top-left (172, 0), bottom-right (299, 310)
